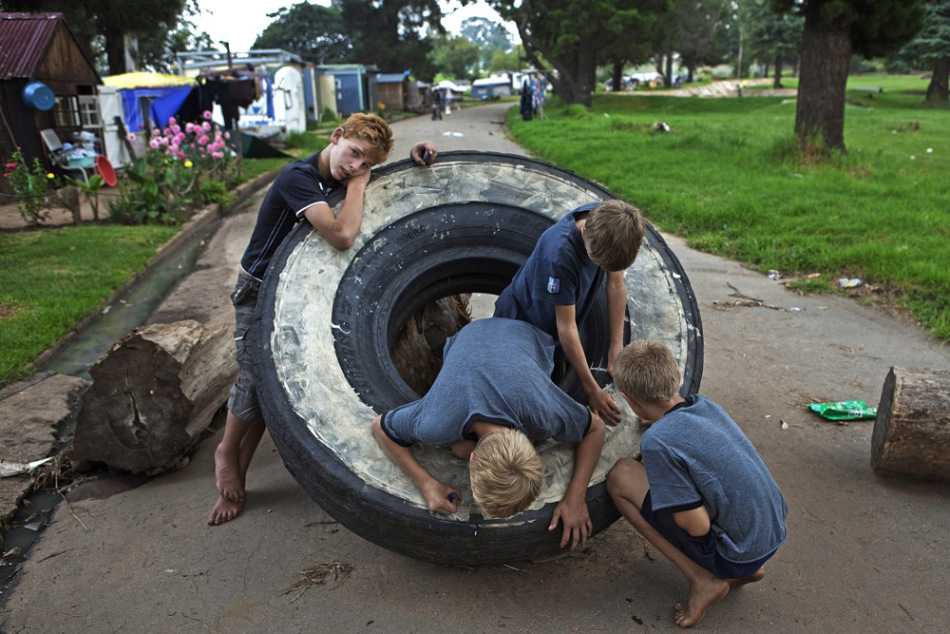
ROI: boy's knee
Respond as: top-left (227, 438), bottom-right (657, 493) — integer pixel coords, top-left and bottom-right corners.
top-left (606, 457), bottom-right (637, 495)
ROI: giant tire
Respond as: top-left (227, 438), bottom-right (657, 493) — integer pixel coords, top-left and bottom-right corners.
top-left (253, 151), bottom-right (702, 565)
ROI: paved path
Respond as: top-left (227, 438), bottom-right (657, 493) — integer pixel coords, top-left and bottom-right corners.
top-left (3, 101), bottom-right (950, 633)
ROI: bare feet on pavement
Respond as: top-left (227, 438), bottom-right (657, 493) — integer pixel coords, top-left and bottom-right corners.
top-left (674, 576), bottom-right (730, 628)
top-left (214, 443), bottom-right (246, 503)
top-left (207, 495), bottom-right (244, 525)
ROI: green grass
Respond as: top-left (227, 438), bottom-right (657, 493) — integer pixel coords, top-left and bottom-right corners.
top-left (0, 225), bottom-right (178, 385)
top-left (507, 77), bottom-right (950, 340)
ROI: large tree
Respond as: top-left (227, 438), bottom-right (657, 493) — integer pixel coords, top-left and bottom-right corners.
top-left (459, 16), bottom-right (514, 72)
top-left (743, 0), bottom-right (802, 87)
top-left (656, 0), bottom-right (731, 85)
top-left (488, 0), bottom-right (668, 107)
top-left (336, 0), bottom-right (445, 80)
top-left (891, 0), bottom-right (950, 104)
top-left (772, 0), bottom-right (926, 152)
top-left (253, 2), bottom-right (352, 64)
top-left (428, 36), bottom-right (482, 81)
top-left (0, 0), bottom-right (188, 75)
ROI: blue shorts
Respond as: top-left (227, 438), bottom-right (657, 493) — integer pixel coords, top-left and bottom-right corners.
top-left (640, 490), bottom-right (774, 580)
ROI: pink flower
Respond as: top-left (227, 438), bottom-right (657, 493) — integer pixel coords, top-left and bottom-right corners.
top-left (202, 121), bottom-right (211, 132)
top-left (3, 172), bottom-right (11, 178)
top-left (198, 135), bottom-right (210, 146)
top-left (202, 110), bottom-right (212, 120)
top-left (5, 162), bottom-right (16, 169)
top-left (168, 116), bottom-right (177, 125)
top-left (224, 131), bottom-right (230, 139)
top-left (163, 128), bottom-right (171, 136)
top-left (185, 122), bottom-right (195, 133)
top-left (149, 139), bottom-right (160, 149)
top-left (212, 151), bottom-right (223, 159)
top-left (171, 124), bottom-right (181, 134)
top-left (126, 133), bottom-right (137, 142)
top-left (177, 151), bottom-right (186, 159)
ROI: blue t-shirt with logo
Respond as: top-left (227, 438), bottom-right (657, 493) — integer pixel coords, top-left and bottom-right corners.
top-left (493, 203), bottom-right (605, 344)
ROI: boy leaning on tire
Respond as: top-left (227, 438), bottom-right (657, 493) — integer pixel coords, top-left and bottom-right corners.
top-left (208, 114), bottom-right (437, 526)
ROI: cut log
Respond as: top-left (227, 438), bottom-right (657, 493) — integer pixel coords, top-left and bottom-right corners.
top-left (72, 320), bottom-right (237, 474)
top-left (871, 366), bottom-right (950, 481)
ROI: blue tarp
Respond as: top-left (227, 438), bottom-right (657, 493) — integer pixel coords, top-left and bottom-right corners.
top-left (120, 86), bottom-right (194, 132)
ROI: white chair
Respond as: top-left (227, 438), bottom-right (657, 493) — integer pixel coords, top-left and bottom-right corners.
top-left (39, 128), bottom-right (90, 183)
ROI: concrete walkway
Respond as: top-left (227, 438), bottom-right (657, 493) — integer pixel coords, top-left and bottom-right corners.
top-left (2, 102), bottom-right (949, 633)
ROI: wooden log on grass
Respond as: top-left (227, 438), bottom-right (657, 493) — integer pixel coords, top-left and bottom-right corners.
top-left (871, 366), bottom-right (950, 481)
top-left (73, 320), bottom-right (237, 473)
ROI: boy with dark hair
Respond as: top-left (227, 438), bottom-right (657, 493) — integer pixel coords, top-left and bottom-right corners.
top-left (371, 317), bottom-right (609, 550)
top-left (607, 339), bottom-right (788, 628)
top-left (493, 199), bottom-right (645, 425)
top-left (209, 113), bottom-right (437, 525)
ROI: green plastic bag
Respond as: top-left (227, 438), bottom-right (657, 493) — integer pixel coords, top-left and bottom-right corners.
top-left (808, 400), bottom-right (878, 421)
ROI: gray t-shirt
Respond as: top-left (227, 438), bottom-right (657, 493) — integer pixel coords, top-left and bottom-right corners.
top-left (643, 394), bottom-right (788, 563)
top-left (381, 318), bottom-right (591, 448)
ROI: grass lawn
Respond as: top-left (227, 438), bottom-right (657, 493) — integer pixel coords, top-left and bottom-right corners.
top-left (0, 225), bottom-right (178, 385)
top-left (506, 75), bottom-right (950, 341)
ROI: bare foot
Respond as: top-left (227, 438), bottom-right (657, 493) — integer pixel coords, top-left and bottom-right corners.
top-left (207, 495), bottom-right (244, 525)
top-left (214, 443), bottom-right (245, 503)
top-left (674, 577), bottom-right (730, 628)
top-left (729, 567), bottom-right (766, 589)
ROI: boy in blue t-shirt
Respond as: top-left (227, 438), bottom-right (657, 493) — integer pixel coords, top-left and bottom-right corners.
top-left (493, 199), bottom-right (644, 425)
top-left (606, 340), bottom-right (788, 628)
top-left (372, 318), bottom-right (609, 551)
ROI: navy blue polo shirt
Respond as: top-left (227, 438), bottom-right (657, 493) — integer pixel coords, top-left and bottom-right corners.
top-left (493, 203), bottom-right (605, 340)
top-left (240, 151), bottom-right (339, 280)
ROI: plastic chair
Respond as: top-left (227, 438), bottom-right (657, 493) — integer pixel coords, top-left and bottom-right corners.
top-left (39, 128), bottom-right (89, 183)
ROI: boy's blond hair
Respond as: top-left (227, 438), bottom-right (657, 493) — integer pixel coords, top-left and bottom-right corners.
top-left (613, 339), bottom-right (681, 403)
top-left (339, 113), bottom-right (394, 166)
top-left (584, 200), bottom-right (645, 272)
top-left (469, 428), bottom-right (542, 518)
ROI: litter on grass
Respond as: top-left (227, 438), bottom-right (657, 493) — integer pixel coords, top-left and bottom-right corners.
top-left (808, 400), bottom-right (877, 422)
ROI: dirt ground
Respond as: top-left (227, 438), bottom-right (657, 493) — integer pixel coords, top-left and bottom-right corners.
top-left (2, 100), bottom-right (950, 634)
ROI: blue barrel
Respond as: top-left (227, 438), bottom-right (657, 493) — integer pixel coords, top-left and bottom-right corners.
top-left (22, 81), bottom-right (56, 111)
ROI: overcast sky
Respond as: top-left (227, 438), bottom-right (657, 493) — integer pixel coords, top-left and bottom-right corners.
top-left (190, 0), bottom-right (518, 53)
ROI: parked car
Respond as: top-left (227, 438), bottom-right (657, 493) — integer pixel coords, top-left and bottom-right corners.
top-left (604, 76), bottom-right (635, 91)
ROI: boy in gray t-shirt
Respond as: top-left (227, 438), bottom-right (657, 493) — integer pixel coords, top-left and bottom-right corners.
top-left (607, 339), bottom-right (787, 628)
top-left (372, 318), bottom-right (610, 550)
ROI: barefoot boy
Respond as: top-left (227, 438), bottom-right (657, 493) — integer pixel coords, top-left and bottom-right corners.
top-left (209, 114), bottom-right (436, 525)
top-left (493, 200), bottom-right (644, 425)
top-left (606, 340), bottom-right (787, 627)
top-left (372, 317), bottom-right (610, 550)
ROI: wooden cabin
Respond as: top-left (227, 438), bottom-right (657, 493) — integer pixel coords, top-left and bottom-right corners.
top-left (0, 12), bottom-right (102, 188)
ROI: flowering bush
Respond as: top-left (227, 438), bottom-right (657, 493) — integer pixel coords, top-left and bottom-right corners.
top-left (3, 149), bottom-right (56, 225)
top-left (110, 112), bottom-right (238, 225)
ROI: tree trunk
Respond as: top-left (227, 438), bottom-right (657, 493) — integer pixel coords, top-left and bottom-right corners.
top-left (610, 60), bottom-right (624, 91)
top-left (103, 26), bottom-right (128, 76)
top-left (871, 367), bottom-right (950, 481)
top-left (72, 320), bottom-right (238, 474)
top-left (795, 13), bottom-right (854, 152)
top-left (925, 56), bottom-right (949, 105)
top-left (773, 53), bottom-right (784, 89)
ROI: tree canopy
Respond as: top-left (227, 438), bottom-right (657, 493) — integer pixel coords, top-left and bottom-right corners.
top-left (253, 2), bottom-right (352, 64)
top-left (0, 0), bottom-right (189, 75)
top-left (488, 0), bottom-right (671, 107)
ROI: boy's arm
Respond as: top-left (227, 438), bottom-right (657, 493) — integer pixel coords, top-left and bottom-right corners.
top-left (673, 505), bottom-right (712, 537)
top-left (605, 271), bottom-right (627, 375)
top-left (410, 141), bottom-right (438, 165)
top-left (301, 169), bottom-right (371, 250)
top-left (371, 415), bottom-right (462, 515)
top-left (548, 413), bottom-right (606, 550)
top-left (555, 304), bottom-right (621, 425)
